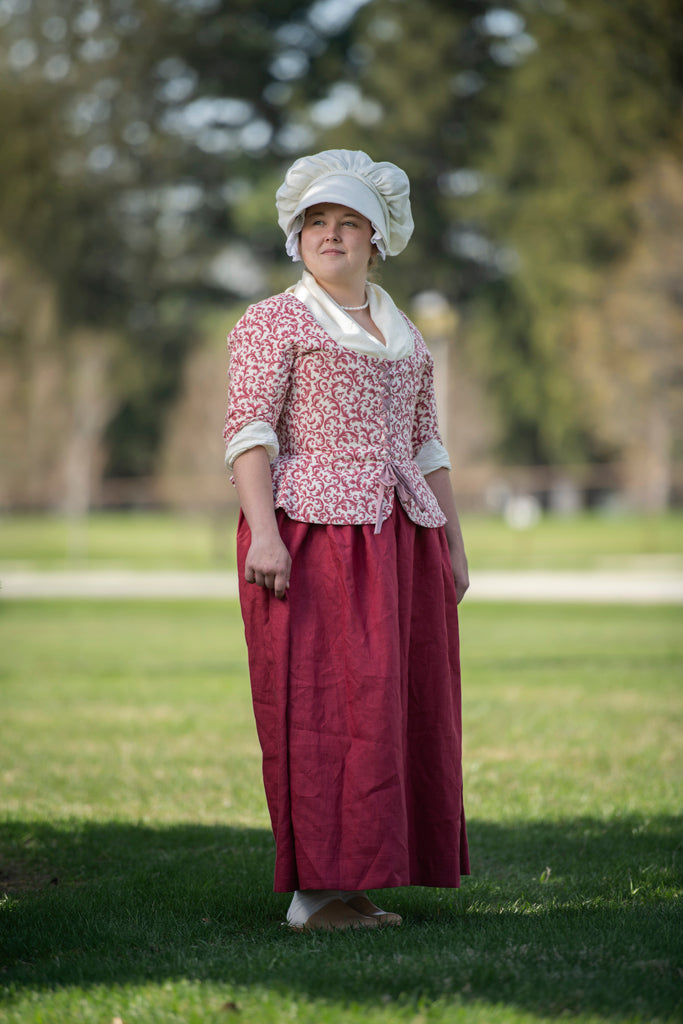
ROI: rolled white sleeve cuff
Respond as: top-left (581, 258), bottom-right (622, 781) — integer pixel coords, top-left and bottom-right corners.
top-left (225, 421), bottom-right (279, 470)
top-left (415, 438), bottom-right (451, 475)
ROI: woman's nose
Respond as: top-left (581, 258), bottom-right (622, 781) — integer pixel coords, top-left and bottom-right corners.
top-left (324, 226), bottom-right (340, 240)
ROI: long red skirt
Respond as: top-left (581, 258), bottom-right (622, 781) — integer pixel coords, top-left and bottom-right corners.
top-left (237, 502), bottom-right (469, 893)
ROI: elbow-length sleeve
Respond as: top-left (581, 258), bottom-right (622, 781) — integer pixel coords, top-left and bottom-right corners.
top-left (411, 344), bottom-right (451, 472)
top-left (223, 300), bottom-right (296, 467)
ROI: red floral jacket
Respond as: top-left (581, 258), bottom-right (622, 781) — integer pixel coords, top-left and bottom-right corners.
top-left (223, 292), bottom-right (447, 532)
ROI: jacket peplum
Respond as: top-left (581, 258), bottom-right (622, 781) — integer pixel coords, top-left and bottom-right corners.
top-left (223, 292), bottom-right (447, 531)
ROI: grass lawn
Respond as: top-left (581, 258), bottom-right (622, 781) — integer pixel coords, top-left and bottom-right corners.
top-left (1, 508), bottom-right (682, 571)
top-left (0, 598), bottom-right (681, 1023)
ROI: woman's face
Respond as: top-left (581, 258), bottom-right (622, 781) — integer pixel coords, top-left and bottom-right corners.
top-left (300, 203), bottom-right (374, 291)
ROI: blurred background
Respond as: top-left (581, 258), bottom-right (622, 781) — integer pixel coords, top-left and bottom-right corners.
top-left (0, 0), bottom-right (682, 561)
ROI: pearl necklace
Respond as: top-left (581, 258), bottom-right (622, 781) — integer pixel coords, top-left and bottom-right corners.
top-left (341, 297), bottom-right (369, 311)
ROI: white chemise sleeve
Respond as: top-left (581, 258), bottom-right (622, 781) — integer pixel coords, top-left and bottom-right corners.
top-left (414, 438), bottom-right (451, 475)
top-left (225, 420), bottom-right (279, 470)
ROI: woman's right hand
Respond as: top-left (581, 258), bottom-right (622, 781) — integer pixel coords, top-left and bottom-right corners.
top-left (245, 531), bottom-right (291, 599)
top-left (232, 445), bottom-right (292, 599)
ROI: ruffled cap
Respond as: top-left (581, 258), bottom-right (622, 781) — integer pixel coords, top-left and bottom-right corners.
top-left (275, 149), bottom-right (414, 261)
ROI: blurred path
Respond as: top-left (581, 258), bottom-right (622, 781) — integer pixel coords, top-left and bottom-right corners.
top-left (2, 569), bottom-right (682, 603)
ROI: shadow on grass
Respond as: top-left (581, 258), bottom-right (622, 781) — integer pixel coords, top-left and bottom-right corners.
top-left (1, 814), bottom-right (681, 1020)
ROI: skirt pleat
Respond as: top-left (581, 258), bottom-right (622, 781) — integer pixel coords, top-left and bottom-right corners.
top-left (237, 502), bottom-right (469, 892)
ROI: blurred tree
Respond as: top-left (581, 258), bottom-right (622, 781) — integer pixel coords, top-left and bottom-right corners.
top-left (465, 0), bottom-right (683, 470)
top-left (0, 0), bottom-right (367, 492)
top-left (567, 148), bottom-right (683, 509)
top-left (306, 0), bottom-right (683, 483)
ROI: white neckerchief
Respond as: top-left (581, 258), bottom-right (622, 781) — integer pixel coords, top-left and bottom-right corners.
top-left (286, 270), bottom-right (414, 361)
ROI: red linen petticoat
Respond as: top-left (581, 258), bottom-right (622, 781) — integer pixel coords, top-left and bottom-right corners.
top-left (237, 501), bottom-right (469, 893)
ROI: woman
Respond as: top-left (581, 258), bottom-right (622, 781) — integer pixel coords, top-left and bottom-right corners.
top-left (224, 150), bottom-right (470, 931)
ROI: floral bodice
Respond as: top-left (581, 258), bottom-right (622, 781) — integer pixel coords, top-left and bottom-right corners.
top-left (223, 292), bottom-right (447, 530)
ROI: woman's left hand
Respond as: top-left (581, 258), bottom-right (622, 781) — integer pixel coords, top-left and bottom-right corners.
top-left (450, 546), bottom-right (469, 604)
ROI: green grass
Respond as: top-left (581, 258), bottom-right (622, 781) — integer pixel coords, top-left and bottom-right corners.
top-left (1, 599), bottom-right (681, 1023)
top-left (0, 512), bottom-right (238, 571)
top-left (1, 509), bottom-right (681, 571)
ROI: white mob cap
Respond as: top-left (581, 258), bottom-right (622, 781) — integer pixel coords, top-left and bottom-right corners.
top-left (275, 149), bottom-right (414, 262)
